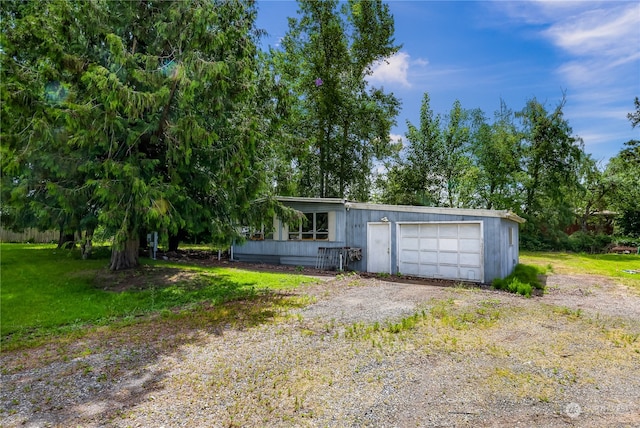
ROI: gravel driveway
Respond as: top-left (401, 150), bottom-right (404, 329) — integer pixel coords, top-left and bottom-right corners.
top-left (2, 273), bottom-right (639, 427)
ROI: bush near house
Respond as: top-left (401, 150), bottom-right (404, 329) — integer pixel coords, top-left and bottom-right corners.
top-left (492, 264), bottom-right (545, 298)
top-left (567, 231), bottom-right (613, 253)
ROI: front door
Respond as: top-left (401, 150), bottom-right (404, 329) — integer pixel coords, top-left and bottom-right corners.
top-left (367, 222), bottom-right (391, 273)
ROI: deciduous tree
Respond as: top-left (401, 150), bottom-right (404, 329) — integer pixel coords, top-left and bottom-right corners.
top-left (516, 97), bottom-right (584, 245)
top-left (272, 0), bottom-right (400, 200)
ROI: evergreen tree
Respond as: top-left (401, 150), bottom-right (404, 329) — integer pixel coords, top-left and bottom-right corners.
top-left (1, 0), bottom-right (269, 269)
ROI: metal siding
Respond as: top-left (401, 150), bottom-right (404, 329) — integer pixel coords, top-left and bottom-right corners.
top-left (499, 218), bottom-right (520, 279)
top-left (351, 208), bottom-right (475, 272)
top-left (512, 221), bottom-right (520, 274)
top-left (234, 201), bottom-right (521, 281)
top-left (482, 217), bottom-right (502, 282)
top-left (233, 202), bottom-right (347, 266)
top-left (350, 207), bottom-right (518, 282)
top-left (479, 217), bottom-right (521, 282)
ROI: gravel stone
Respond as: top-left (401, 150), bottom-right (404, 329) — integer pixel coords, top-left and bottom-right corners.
top-left (1, 273), bottom-right (639, 427)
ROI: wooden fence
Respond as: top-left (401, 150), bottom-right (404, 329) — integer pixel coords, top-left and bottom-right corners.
top-left (0, 228), bottom-right (58, 243)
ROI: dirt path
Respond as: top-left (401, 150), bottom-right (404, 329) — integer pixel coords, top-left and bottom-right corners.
top-left (1, 273), bottom-right (639, 427)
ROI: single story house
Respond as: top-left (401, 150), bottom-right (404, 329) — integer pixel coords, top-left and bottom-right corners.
top-left (232, 197), bottom-right (525, 283)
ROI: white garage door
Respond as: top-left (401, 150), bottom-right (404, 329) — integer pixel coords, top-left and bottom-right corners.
top-left (398, 222), bottom-right (483, 282)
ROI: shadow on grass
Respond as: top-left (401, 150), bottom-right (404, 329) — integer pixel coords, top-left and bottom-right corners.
top-left (1, 245), bottom-right (319, 425)
top-left (0, 274), bottom-right (312, 427)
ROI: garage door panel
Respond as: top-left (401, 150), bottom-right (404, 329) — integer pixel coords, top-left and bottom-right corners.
top-left (401, 224), bottom-right (419, 237)
top-left (398, 223), bottom-right (483, 282)
top-left (420, 251), bottom-right (438, 264)
top-left (439, 239), bottom-right (458, 251)
top-left (420, 264), bottom-right (438, 276)
top-left (419, 224), bottom-right (438, 237)
top-left (459, 238), bottom-right (480, 251)
top-left (439, 265), bottom-right (459, 278)
top-left (403, 237), bottom-right (419, 250)
top-left (421, 238), bottom-right (438, 250)
top-left (439, 224), bottom-right (458, 237)
top-left (401, 249), bottom-right (419, 263)
top-left (459, 252), bottom-right (481, 266)
top-left (400, 261), bottom-right (419, 275)
top-left (462, 268), bottom-right (481, 281)
top-left (439, 252), bottom-right (459, 265)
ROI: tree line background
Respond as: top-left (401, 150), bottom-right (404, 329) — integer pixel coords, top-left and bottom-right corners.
top-left (2, 0), bottom-right (638, 270)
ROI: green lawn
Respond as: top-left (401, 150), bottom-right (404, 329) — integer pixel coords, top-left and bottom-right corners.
top-left (0, 244), bottom-right (317, 347)
top-left (520, 251), bottom-right (640, 289)
top-left (3, 244), bottom-right (639, 350)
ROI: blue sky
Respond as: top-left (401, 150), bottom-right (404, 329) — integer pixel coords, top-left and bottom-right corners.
top-left (256, 0), bottom-right (640, 164)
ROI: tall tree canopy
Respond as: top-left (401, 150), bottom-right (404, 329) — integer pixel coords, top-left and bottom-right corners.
top-left (376, 93), bottom-right (589, 248)
top-left (1, 0), bottom-right (273, 269)
top-left (605, 100), bottom-right (640, 237)
top-left (380, 95), bottom-right (517, 210)
top-left (271, 0), bottom-right (401, 200)
top-left (470, 101), bottom-right (522, 210)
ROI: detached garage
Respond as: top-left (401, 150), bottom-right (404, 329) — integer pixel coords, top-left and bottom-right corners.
top-left (232, 198), bottom-right (525, 283)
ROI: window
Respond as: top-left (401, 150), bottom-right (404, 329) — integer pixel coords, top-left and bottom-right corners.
top-left (508, 227), bottom-right (514, 246)
top-left (289, 212), bottom-right (329, 241)
top-left (241, 225), bottom-right (273, 241)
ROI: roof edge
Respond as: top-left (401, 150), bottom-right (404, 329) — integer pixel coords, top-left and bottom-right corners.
top-left (346, 202), bottom-right (526, 223)
top-left (274, 197), bottom-right (526, 223)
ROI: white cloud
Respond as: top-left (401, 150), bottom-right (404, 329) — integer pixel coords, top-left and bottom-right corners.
top-left (549, 4), bottom-right (640, 93)
top-left (544, 3), bottom-right (640, 60)
top-left (493, 1), bottom-right (639, 111)
top-left (368, 52), bottom-right (413, 88)
top-left (495, 2), bottom-right (640, 88)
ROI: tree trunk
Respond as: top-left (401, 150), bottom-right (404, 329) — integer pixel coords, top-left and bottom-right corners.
top-left (580, 203), bottom-right (592, 233)
top-left (110, 236), bottom-right (139, 270)
top-left (168, 232), bottom-right (181, 252)
top-left (80, 227), bottom-right (95, 260)
top-left (57, 226), bottom-right (75, 249)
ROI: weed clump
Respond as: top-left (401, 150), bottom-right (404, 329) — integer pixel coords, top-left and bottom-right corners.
top-left (492, 264), bottom-right (544, 298)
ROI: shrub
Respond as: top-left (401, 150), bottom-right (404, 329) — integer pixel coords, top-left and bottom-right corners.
top-left (612, 236), bottom-right (640, 248)
top-left (568, 231), bottom-right (612, 253)
top-left (492, 264), bottom-right (544, 297)
top-left (507, 278), bottom-right (532, 297)
top-left (511, 264), bottom-right (544, 289)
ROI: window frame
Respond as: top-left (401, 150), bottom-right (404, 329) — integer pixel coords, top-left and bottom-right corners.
top-left (288, 212), bottom-right (329, 241)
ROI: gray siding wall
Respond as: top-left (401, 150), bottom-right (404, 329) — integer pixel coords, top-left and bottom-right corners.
top-left (233, 201), bottom-right (520, 282)
top-left (233, 202), bottom-right (347, 267)
top-left (497, 218), bottom-right (520, 279)
top-left (346, 207), bottom-right (519, 282)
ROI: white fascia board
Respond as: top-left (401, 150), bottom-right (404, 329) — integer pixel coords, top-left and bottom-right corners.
top-left (347, 202), bottom-right (526, 224)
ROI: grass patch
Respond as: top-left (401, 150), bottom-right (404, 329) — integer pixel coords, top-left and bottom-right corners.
top-left (492, 264), bottom-right (545, 297)
top-left (0, 243), bottom-right (317, 350)
top-left (520, 251), bottom-right (640, 289)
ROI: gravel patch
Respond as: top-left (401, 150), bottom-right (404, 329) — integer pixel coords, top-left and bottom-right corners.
top-left (1, 273), bottom-right (639, 427)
